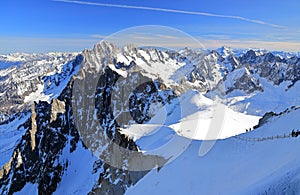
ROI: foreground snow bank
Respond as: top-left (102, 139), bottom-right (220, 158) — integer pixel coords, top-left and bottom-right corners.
top-left (126, 108), bottom-right (300, 194)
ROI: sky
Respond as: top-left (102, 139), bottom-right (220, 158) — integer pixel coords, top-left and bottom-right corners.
top-left (0, 0), bottom-right (299, 54)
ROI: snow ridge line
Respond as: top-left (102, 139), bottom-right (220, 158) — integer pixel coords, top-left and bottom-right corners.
top-left (233, 133), bottom-right (293, 142)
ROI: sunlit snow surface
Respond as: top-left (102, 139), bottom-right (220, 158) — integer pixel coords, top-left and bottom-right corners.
top-left (220, 76), bottom-right (300, 116)
top-left (126, 108), bottom-right (300, 195)
top-left (121, 90), bottom-right (260, 142)
top-left (24, 84), bottom-right (51, 103)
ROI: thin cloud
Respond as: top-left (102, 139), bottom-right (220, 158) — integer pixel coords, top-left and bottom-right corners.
top-left (201, 39), bottom-right (300, 52)
top-left (90, 34), bottom-right (107, 39)
top-left (53, 0), bottom-right (286, 29)
top-left (156, 34), bottom-right (179, 39)
top-left (203, 34), bottom-right (231, 40)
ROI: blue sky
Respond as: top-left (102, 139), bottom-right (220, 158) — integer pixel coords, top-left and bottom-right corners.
top-left (0, 0), bottom-right (299, 53)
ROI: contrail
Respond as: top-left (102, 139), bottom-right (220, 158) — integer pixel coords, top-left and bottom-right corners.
top-left (53, 0), bottom-right (286, 29)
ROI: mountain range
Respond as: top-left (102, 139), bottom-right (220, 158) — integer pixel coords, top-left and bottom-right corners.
top-left (0, 42), bottom-right (300, 194)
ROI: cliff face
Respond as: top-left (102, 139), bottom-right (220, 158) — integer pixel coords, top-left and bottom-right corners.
top-left (0, 42), bottom-right (170, 194)
top-left (0, 79), bottom-right (78, 194)
top-left (0, 76), bottom-right (151, 194)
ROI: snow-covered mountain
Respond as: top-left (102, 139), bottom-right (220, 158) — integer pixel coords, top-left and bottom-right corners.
top-left (0, 52), bottom-right (79, 122)
top-left (0, 42), bottom-right (300, 194)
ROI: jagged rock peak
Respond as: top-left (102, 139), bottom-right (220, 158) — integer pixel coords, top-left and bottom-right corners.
top-left (92, 41), bottom-right (118, 55)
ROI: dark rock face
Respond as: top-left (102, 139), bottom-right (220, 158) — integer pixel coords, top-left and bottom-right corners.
top-left (70, 43), bottom-right (170, 194)
top-left (0, 52), bottom-right (83, 194)
top-left (128, 81), bottom-right (174, 124)
top-left (0, 74), bottom-right (150, 194)
top-left (253, 106), bottom-right (300, 129)
top-left (239, 50), bottom-right (259, 65)
top-left (95, 67), bottom-right (175, 129)
top-left (185, 51), bottom-right (221, 92)
top-left (0, 80), bottom-right (78, 194)
top-left (225, 68), bottom-right (264, 95)
top-left (0, 43), bottom-right (169, 194)
top-left (239, 50), bottom-right (300, 87)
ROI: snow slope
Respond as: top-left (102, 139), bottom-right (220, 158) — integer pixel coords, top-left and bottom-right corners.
top-left (225, 78), bottom-right (300, 116)
top-left (53, 142), bottom-right (100, 195)
top-left (126, 108), bottom-right (300, 194)
top-left (121, 90), bottom-right (260, 142)
top-left (15, 183), bottom-right (38, 195)
top-left (0, 113), bottom-right (30, 168)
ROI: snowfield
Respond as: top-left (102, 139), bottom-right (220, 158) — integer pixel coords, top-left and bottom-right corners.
top-left (121, 90), bottom-right (260, 142)
top-left (126, 108), bottom-right (300, 195)
top-left (224, 78), bottom-right (300, 116)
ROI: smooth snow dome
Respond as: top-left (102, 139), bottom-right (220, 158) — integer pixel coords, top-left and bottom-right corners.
top-left (126, 108), bottom-right (300, 195)
top-left (121, 90), bottom-right (260, 142)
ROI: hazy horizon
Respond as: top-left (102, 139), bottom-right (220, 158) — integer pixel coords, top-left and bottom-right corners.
top-left (1, 0), bottom-right (299, 53)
